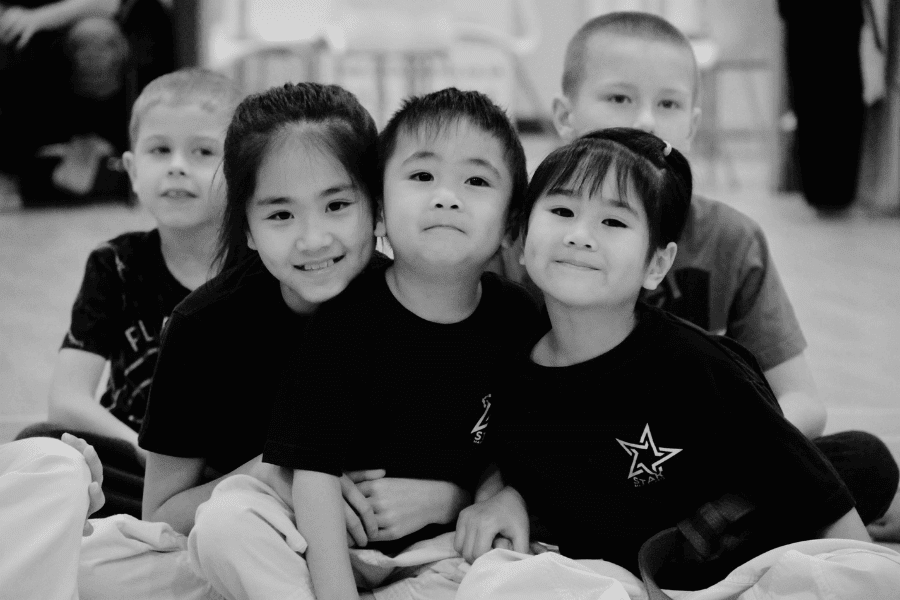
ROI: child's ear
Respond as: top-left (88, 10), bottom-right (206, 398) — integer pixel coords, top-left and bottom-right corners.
top-left (552, 96), bottom-right (577, 142)
top-left (246, 230), bottom-right (257, 251)
top-left (121, 151), bottom-right (139, 194)
top-left (642, 242), bottom-right (677, 291)
top-left (373, 206), bottom-right (386, 237)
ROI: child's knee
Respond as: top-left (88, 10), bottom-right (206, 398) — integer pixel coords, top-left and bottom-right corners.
top-left (191, 474), bottom-right (303, 562)
top-left (1, 436), bottom-right (89, 486)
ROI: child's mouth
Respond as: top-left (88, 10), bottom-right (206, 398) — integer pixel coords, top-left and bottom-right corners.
top-left (556, 259), bottom-right (597, 271)
top-left (296, 255), bottom-right (345, 272)
top-left (162, 190), bottom-right (196, 199)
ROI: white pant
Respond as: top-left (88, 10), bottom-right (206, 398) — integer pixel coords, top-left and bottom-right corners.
top-left (79, 514), bottom-right (222, 600)
top-left (0, 437), bottom-right (90, 600)
top-left (188, 474), bottom-right (467, 600)
top-left (457, 541), bottom-right (900, 600)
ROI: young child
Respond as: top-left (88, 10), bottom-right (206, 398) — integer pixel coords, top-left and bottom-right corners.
top-left (14, 68), bottom-right (241, 517)
top-left (460, 129), bottom-right (869, 590)
top-left (187, 88), bottom-right (541, 600)
top-left (82, 83), bottom-right (436, 599)
top-left (548, 10), bottom-right (898, 528)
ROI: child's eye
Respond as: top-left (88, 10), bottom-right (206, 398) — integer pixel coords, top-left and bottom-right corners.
top-left (606, 94), bottom-right (631, 105)
top-left (550, 207), bottom-right (575, 217)
top-left (267, 211), bottom-right (292, 221)
top-left (195, 147), bottom-right (217, 157)
top-left (148, 146), bottom-right (169, 155)
top-left (410, 172), bottom-right (433, 182)
top-left (466, 176), bottom-right (490, 187)
top-left (659, 99), bottom-right (680, 110)
top-left (602, 218), bottom-right (627, 228)
top-left (326, 200), bottom-right (353, 212)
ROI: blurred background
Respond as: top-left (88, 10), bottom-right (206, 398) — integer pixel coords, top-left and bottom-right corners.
top-left (2, 0), bottom-right (899, 475)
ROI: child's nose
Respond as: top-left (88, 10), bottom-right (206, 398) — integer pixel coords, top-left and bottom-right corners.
top-left (563, 222), bottom-right (596, 250)
top-left (167, 151), bottom-right (188, 175)
top-left (295, 216), bottom-right (333, 251)
top-left (430, 187), bottom-right (461, 210)
top-left (632, 103), bottom-right (656, 135)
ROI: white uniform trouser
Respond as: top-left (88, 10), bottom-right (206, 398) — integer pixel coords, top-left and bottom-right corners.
top-left (79, 514), bottom-right (223, 600)
top-left (0, 437), bottom-right (90, 600)
top-left (188, 474), bottom-right (467, 600)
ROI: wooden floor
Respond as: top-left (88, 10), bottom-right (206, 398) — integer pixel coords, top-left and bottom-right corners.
top-left (1, 144), bottom-right (899, 470)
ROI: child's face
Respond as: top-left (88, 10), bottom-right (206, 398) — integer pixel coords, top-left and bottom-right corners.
top-left (246, 134), bottom-right (380, 314)
top-left (524, 172), bottom-right (668, 310)
top-left (123, 103), bottom-right (227, 230)
top-left (382, 120), bottom-right (512, 275)
top-left (555, 33), bottom-right (700, 152)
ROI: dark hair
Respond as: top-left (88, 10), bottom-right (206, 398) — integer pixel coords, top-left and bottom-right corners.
top-left (377, 87), bottom-right (528, 239)
top-left (129, 68), bottom-right (242, 148)
top-left (217, 82), bottom-right (379, 272)
top-left (521, 128), bottom-right (692, 258)
top-left (562, 11), bottom-right (699, 102)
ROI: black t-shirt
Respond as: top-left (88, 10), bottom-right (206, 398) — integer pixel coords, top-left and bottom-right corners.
top-left (264, 264), bottom-right (542, 552)
top-left (138, 255), bottom-right (310, 475)
top-left (495, 305), bottom-right (854, 589)
top-left (62, 229), bottom-right (189, 432)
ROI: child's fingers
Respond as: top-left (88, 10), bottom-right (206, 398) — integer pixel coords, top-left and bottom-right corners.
top-left (340, 475), bottom-right (378, 538)
top-left (345, 469), bottom-right (386, 484)
top-left (61, 433), bottom-right (104, 487)
top-left (87, 480), bottom-right (106, 517)
top-left (81, 444), bottom-right (104, 487)
top-left (492, 536), bottom-right (512, 551)
top-left (343, 501), bottom-right (368, 547)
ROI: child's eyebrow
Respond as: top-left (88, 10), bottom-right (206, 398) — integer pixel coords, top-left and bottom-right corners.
top-left (253, 184), bottom-right (354, 206)
top-left (253, 196), bottom-right (290, 207)
top-left (467, 158), bottom-right (503, 180)
top-left (603, 196), bottom-right (639, 216)
top-left (320, 184), bottom-right (355, 197)
top-left (402, 150), bottom-right (439, 165)
top-left (401, 151), bottom-right (503, 180)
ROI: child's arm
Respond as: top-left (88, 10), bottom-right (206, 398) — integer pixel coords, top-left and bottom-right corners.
top-left (818, 507), bottom-right (871, 542)
top-left (293, 469), bottom-right (359, 600)
top-left (763, 353), bottom-right (827, 439)
top-left (48, 348), bottom-right (146, 464)
top-left (143, 451), bottom-right (261, 534)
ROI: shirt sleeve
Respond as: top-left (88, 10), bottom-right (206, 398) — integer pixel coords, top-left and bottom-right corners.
top-left (138, 310), bottom-right (208, 457)
top-left (61, 243), bottom-right (122, 359)
top-left (711, 355), bottom-right (854, 537)
top-left (263, 307), bottom-right (357, 475)
top-left (726, 225), bottom-right (807, 372)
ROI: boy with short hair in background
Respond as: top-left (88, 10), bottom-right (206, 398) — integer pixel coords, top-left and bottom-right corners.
top-left (15, 68), bottom-right (242, 516)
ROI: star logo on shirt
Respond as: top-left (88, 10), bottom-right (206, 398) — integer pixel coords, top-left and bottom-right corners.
top-left (616, 424), bottom-right (682, 479)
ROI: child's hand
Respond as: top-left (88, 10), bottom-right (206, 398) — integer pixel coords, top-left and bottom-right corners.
top-left (347, 472), bottom-right (470, 542)
top-left (60, 433), bottom-right (106, 536)
top-left (454, 486), bottom-right (529, 564)
top-left (341, 471), bottom-right (381, 547)
top-left (0, 6), bottom-right (45, 50)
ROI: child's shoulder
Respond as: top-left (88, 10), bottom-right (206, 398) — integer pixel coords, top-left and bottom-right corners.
top-left (91, 229), bottom-right (161, 261)
top-left (683, 194), bottom-right (767, 250)
top-left (645, 305), bottom-right (778, 406)
top-left (648, 305), bottom-right (762, 371)
top-left (82, 229), bottom-right (162, 281)
top-left (174, 253), bottom-right (273, 319)
top-left (481, 271), bottom-right (542, 315)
